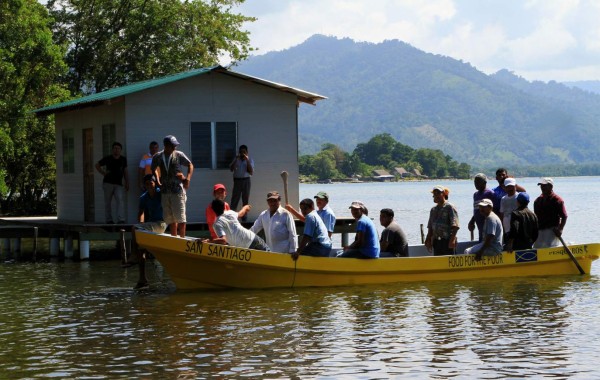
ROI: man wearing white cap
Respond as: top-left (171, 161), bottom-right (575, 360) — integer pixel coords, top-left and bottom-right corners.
top-left (499, 177), bottom-right (519, 242)
top-left (425, 185), bottom-right (460, 256)
top-left (464, 199), bottom-right (503, 260)
top-left (151, 135), bottom-right (194, 237)
top-left (338, 201), bottom-right (380, 259)
top-left (533, 178), bottom-right (567, 248)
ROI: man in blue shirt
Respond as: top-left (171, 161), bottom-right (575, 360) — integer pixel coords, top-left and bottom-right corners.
top-left (468, 173), bottom-right (495, 241)
top-left (293, 198), bottom-right (332, 259)
top-left (131, 174), bottom-right (167, 289)
top-left (314, 191), bottom-right (336, 238)
top-left (338, 201), bottom-right (380, 259)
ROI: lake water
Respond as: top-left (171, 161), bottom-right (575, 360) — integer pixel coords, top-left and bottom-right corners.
top-left (1, 177), bottom-right (599, 378)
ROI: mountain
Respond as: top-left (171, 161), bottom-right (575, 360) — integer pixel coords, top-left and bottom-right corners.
top-left (563, 80), bottom-right (600, 95)
top-left (236, 35), bottom-right (600, 166)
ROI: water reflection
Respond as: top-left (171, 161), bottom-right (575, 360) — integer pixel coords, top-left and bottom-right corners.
top-left (1, 262), bottom-right (600, 378)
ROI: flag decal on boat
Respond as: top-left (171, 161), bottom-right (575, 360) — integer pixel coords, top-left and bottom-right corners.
top-left (516, 250), bottom-right (538, 263)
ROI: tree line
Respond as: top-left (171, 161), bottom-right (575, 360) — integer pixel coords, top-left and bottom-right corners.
top-left (299, 133), bottom-right (472, 181)
top-left (0, 0), bottom-right (254, 215)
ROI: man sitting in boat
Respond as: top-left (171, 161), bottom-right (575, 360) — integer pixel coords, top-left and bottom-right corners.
top-left (285, 191), bottom-right (336, 238)
top-left (379, 208), bottom-right (408, 257)
top-left (205, 183), bottom-right (230, 239)
top-left (505, 192), bottom-right (538, 252)
top-left (292, 198), bottom-right (332, 260)
top-left (533, 178), bottom-right (567, 248)
top-left (338, 201), bottom-right (380, 259)
top-left (250, 191), bottom-right (298, 254)
top-left (464, 199), bottom-right (503, 260)
top-left (206, 199), bottom-right (270, 251)
top-left (425, 185), bottom-right (460, 256)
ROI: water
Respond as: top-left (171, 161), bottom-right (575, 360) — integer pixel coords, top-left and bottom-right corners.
top-left (1, 177), bottom-right (599, 378)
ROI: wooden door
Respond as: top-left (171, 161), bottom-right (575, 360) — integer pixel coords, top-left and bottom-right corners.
top-left (82, 128), bottom-right (95, 222)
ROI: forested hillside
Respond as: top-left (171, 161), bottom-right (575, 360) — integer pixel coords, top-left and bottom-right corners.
top-left (238, 35), bottom-right (600, 167)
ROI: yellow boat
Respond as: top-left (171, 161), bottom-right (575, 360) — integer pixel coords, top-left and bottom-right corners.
top-left (136, 230), bottom-right (600, 290)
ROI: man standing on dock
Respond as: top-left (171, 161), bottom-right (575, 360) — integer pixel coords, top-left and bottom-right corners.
top-left (138, 141), bottom-right (159, 193)
top-left (95, 141), bottom-right (129, 224)
top-left (533, 178), bottom-right (567, 248)
top-left (151, 135), bottom-right (193, 237)
top-left (229, 145), bottom-right (254, 220)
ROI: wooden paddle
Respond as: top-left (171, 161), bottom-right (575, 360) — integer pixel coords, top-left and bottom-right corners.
top-left (557, 234), bottom-right (585, 275)
top-left (280, 171), bottom-right (289, 205)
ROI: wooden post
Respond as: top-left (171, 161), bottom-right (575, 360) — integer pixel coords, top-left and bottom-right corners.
top-left (120, 229), bottom-right (127, 265)
top-left (32, 227), bottom-right (38, 261)
top-left (65, 235), bottom-right (74, 259)
top-left (50, 237), bottom-right (60, 257)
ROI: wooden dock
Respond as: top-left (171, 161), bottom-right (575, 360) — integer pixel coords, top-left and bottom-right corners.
top-left (0, 217), bottom-right (356, 261)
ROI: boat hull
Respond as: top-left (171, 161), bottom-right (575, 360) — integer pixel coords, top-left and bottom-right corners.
top-left (136, 230), bottom-right (599, 290)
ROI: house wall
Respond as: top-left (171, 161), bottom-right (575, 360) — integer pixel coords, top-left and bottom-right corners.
top-left (124, 71), bottom-right (300, 223)
top-left (55, 102), bottom-right (126, 222)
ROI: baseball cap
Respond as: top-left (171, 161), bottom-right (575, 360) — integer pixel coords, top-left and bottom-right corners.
top-left (477, 199), bottom-right (493, 208)
top-left (314, 191), bottom-right (329, 200)
top-left (504, 178), bottom-right (516, 187)
top-left (163, 135), bottom-right (180, 146)
top-left (474, 173), bottom-right (487, 181)
top-left (538, 177), bottom-right (554, 186)
top-left (431, 185), bottom-right (445, 193)
top-left (213, 183), bottom-right (226, 192)
top-left (517, 192), bottom-right (530, 204)
top-left (267, 191), bottom-right (281, 200)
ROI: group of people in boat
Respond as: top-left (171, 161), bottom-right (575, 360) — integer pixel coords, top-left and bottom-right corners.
top-left (428, 168), bottom-right (566, 262)
top-left (123, 136), bottom-right (567, 288)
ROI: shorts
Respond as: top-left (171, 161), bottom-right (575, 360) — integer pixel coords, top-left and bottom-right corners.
top-left (162, 192), bottom-right (186, 225)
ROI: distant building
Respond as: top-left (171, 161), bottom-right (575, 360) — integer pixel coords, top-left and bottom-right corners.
top-left (394, 167), bottom-right (413, 178)
top-left (372, 169), bottom-right (395, 182)
top-left (411, 168), bottom-right (428, 178)
top-left (33, 66), bottom-right (326, 223)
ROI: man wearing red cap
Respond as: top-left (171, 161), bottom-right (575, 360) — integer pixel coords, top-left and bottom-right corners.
top-left (205, 183), bottom-right (230, 239)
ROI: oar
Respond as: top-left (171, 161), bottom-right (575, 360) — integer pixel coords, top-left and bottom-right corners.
top-left (420, 224), bottom-right (425, 244)
top-left (280, 171), bottom-right (289, 205)
top-left (557, 234), bottom-right (585, 275)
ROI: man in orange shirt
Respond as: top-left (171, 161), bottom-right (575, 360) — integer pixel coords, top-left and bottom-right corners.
top-left (205, 183), bottom-right (230, 239)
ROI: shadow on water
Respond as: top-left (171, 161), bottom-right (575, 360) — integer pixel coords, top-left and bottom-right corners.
top-left (1, 260), bottom-right (600, 378)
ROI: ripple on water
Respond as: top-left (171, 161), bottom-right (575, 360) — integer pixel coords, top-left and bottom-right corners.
top-left (2, 260), bottom-right (600, 377)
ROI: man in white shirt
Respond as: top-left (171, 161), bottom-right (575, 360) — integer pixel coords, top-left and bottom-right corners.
top-left (208, 199), bottom-right (270, 251)
top-left (251, 191), bottom-right (297, 254)
top-left (499, 177), bottom-right (519, 242)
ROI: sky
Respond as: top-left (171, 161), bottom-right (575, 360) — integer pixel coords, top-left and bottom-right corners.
top-left (234, 0), bottom-right (600, 83)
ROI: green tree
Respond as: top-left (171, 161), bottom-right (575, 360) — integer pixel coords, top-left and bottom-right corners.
top-left (312, 150), bottom-right (339, 180)
top-left (47, 0), bottom-right (256, 94)
top-left (0, 0), bottom-right (70, 214)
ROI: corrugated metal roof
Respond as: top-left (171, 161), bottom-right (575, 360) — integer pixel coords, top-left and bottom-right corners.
top-left (33, 65), bottom-right (326, 115)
